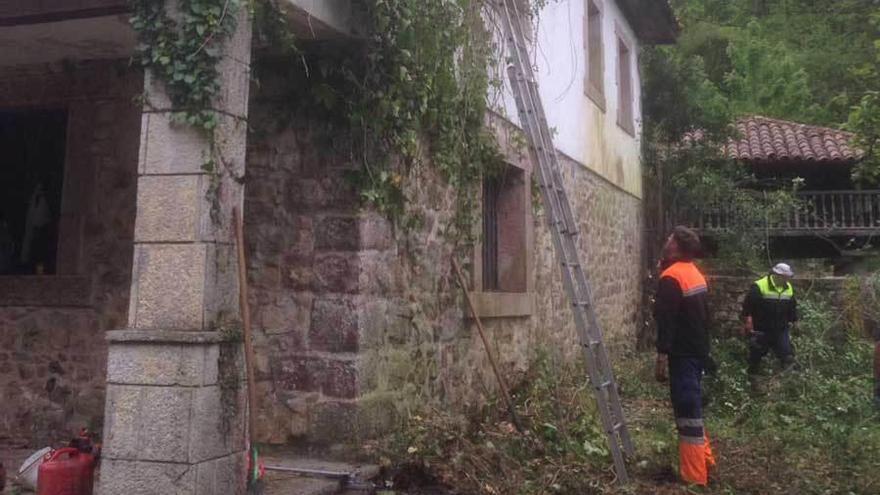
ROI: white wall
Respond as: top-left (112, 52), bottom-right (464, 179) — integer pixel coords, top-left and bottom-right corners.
top-left (490, 0), bottom-right (643, 198)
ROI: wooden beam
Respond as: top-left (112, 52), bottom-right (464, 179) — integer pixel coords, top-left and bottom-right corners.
top-left (0, 1), bottom-right (128, 27)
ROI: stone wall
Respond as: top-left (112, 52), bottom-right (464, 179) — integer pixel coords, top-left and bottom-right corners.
top-left (0, 60), bottom-right (141, 447)
top-left (708, 275), bottom-right (849, 335)
top-left (244, 84), bottom-right (643, 447)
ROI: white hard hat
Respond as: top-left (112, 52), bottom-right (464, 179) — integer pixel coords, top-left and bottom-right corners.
top-left (772, 263), bottom-right (794, 277)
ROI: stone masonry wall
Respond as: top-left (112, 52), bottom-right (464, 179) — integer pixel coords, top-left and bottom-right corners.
top-left (0, 60), bottom-right (141, 447)
top-left (244, 83), bottom-right (642, 446)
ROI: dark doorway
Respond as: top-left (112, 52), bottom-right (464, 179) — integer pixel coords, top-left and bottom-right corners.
top-left (0, 109), bottom-right (68, 275)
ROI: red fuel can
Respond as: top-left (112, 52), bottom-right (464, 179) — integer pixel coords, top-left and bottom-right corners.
top-left (37, 448), bottom-right (95, 495)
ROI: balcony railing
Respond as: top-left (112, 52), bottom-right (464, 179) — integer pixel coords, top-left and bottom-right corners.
top-left (677, 190), bottom-right (880, 236)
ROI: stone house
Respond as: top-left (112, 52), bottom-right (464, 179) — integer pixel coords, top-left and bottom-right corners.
top-left (0, 0), bottom-right (675, 492)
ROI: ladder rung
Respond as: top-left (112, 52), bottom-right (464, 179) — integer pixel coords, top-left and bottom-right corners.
top-left (595, 380), bottom-right (612, 390)
top-left (573, 300), bottom-right (591, 307)
top-left (610, 422), bottom-right (624, 433)
top-left (582, 340), bottom-right (600, 348)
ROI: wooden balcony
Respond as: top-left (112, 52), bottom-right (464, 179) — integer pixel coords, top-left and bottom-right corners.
top-left (679, 190), bottom-right (880, 237)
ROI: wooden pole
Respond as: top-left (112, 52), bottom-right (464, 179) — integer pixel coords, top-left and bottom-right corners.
top-left (234, 208), bottom-right (259, 455)
top-left (451, 258), bottom-right (524, 433)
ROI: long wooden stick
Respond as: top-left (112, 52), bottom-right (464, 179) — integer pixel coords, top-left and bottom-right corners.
top-left (234, 208), bottom-right (259, 453)
top-left (451, 258), bottom-right (524, 433)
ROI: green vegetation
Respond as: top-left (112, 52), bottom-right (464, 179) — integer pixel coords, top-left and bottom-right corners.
top-left (256, 0), bottom-right (505, 231)
top-left (643, 0), bottom-right (880, 263)
top-left (384, 295), bottom-right (879, 494)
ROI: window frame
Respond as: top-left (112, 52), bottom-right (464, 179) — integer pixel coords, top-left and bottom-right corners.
top-left (0, 105), bottom-right (72, 277)
top-left (584, 0), bottom-right (606, 111)
top-left (471, 122), bottom-right (535, 318)
top-left (615, 24), bottom-right (635, 136)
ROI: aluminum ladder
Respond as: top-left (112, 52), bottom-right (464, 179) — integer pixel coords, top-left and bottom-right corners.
top-left (496, 0), bottom-right (635, 483)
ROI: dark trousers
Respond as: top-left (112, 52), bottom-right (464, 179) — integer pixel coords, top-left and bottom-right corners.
top-left (748, 329), bottom-right (793, 374)
top-left (669, 357), bottom-right (714, 485)
top-left (669, 357), bottom-right (705, 439)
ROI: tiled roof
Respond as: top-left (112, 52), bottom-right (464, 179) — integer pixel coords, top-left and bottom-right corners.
top-left (726, 116), bottom-right (862, 165)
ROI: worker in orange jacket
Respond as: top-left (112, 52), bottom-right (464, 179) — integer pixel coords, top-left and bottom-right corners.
top-left (654, 226), bottom-right (716, 486)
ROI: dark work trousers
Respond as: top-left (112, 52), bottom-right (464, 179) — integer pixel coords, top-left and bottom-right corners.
top-left (669, 357), bottom-right (714, 485)
top-left (670, 357), bottom-right (705, 440)
top-left (748, 329), bottom-right (793, 374)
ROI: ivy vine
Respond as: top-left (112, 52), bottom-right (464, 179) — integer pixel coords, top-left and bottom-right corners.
top-left (253, 0), bottom-right (509, 240)
top-left (129, 0), bottom-right (242, 131)
top-left (132, 0), bottom-right (533, 240)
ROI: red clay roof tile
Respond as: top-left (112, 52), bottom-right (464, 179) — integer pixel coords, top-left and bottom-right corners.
top-left (726, 116), bottom-right (862, 165)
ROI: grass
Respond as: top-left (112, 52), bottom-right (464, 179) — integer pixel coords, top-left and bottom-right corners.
top-left (382, 295), bottom-right (880, 494)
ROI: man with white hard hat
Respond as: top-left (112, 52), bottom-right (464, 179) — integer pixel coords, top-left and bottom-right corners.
top-left (741, 263), bottom-right (798, 376)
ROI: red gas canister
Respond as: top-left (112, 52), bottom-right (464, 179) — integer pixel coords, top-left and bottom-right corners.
top-left (37, 448), bottom-right (95, 495)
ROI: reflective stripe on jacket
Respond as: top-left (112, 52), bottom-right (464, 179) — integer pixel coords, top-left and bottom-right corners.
top-left (654, 261), bottom-right (711, 358)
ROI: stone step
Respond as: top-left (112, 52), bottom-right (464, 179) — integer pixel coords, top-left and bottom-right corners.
top-left (262, 456), bottom-right (380, 495)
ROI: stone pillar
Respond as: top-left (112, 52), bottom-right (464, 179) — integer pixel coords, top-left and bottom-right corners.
top-left (98, 4), bottom-right (253, 494)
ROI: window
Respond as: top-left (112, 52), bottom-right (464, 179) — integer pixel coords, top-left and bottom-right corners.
top-left (584, 0), bottom-right (605, 110)
top-left (482, 166), bottom-right (527, 293)
top-left (616, 32), bottom-right (635, 135)
top-left (0, 109), bottom-right (68, 275)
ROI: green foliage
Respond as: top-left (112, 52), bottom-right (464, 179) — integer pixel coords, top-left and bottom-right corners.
top-left (129, 0), bottom-right (242, 131)
top-left (641, 42), bottom-right (799, 266)
top-left (348, 0), bottom-right (504, 234)
top-left (724, 21), bottom-right (818, 121)
top-left (253, 0), bottom-right (504, 237)
top-left (848, 91), bottom-right (880, 184)
top-left (617, 294), bottom-right (879, 493)
top-left (386, 351), bottom-right (620, 494)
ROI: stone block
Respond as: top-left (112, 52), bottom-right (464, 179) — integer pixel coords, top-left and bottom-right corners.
top-left (309, 298), bottom-right (358, 352)
top-left (274, 356), bottom-right (313, 393)
top-left (129, 243), bottom-right (206, 330)
top-left (195, 452), bottom-right (247, 495)
top-left (315, 215), bottom-right (359, 250)
top-left (312, 253), bottom-right (359, 294)
top-left (214, 55), bottom-right (251, 119)
top-left (140, 112), bottom-right (210, 175)
top-left (134, 175), bottom-right (200, 242)
top-left (260, 292), bottom-right (311, 336)
top-left (97, 459), bottom-right (196, 495)
top-left (189, 385), bottom-right (246, 462)
top-left (102, 384), bottom-right (192, 462)
top-left (315, 357), bottom-right (358, 398)
top-left (358, 250), bottom-right (402, 295)
top-left (203, 243), bottom-right (240, 330)
top-left (107, 342), bottom-right (205, 387)
top-left (359, 213), bottom-right (394, 250)
top-left (357, 298), bottom-right (389, 350)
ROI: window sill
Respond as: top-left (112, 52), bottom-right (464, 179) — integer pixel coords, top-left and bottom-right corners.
top-left (0, 275), bottom-right (91, 307)
top-left (585, 83), bottom-right (606, 112)
top-left (617, 118), bottom-right (635, 137)
top-left (467, 291), bottom-right (534, 319)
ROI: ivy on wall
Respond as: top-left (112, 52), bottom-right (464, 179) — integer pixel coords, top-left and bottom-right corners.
top-left (131, 0), bottom-right (539, 239)
top-left (130, 0), bottom-right (242, 131)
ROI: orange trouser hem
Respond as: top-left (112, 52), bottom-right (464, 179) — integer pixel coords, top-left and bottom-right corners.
top-left (679, 433), bottom-right (714, 486)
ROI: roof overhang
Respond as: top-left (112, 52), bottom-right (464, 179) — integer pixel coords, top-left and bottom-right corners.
top-left (0, 0), bottom-right (128, 27)
top-left (616, 0), bottom-right (679, 45)
top-left (277, 0), bottom-right (364, 39)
